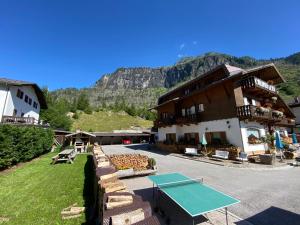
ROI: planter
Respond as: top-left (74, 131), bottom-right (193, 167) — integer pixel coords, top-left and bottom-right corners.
top-left (259, 154), bottom-right (275, 165)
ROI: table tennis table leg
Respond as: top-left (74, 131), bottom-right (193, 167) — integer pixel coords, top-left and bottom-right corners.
top-left (225, 207), bottom-right (228, 225)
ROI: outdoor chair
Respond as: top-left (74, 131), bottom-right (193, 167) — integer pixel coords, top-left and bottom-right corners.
top-left (212, 150), bottom-right (229, 160)
top-left (236, 152), bottom-right (248, 163)
top-left (184, 148), bottom-right (200, 156)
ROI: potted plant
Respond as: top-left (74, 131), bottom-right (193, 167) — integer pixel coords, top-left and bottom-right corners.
top-left (148, 158), bottom-right (157, 170)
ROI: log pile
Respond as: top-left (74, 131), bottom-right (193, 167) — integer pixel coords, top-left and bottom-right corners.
top-left (109, 154), bottom-right (149, 171)
top-left (92, 145), bottom-right (160, 225)
top-left (111, 208), bottom-right (145, 225)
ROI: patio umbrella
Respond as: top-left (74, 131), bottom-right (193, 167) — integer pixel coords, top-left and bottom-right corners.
top-left (275, 131), bottom-right (283, 149)
top-left (292, 133), bottom-right (298, 144)
top-left (201, 134), bottom-right (208, 156)
top-left (275, 131), bottom-right (284, 161)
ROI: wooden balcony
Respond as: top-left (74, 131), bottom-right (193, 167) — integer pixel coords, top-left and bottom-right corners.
top-left (1, 116), bottom-right (36, 125)
top-left (275, 117), bottom-right (296, 127)
top-left (240, 76), bottom-right (277, 95)
top-left (176, 113), bottom-right (202, 125)
top-left (154, 117), bottom-right (176, 128)
top-left (237, 105), bottom-right (283, 122)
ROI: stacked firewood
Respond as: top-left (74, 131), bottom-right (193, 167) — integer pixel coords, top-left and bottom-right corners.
top-left (109, 154), bottom-right (149, 171)
top-left (61, 203), bottom-right (85, 220)
top-left (92, 145), bottom-right (160, 225)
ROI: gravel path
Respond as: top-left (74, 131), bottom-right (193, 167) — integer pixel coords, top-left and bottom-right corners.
top-left (102, 144), bottom-right (300, 225)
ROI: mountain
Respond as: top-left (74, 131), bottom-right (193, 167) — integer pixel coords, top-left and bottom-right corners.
top-left (51, 52), bottom-right (300, 107)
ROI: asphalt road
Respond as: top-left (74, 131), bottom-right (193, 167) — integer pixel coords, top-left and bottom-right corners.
top-left (102, 144), bottom-right (300, 225)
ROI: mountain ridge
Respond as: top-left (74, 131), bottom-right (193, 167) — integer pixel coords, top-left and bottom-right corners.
top-left (51, 51), bottom-right (300, 107)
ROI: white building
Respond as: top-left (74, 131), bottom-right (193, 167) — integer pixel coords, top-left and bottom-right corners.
top-left (0, 78), bottom-right (47, 124)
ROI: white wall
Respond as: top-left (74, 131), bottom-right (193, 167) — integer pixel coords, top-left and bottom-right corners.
top-left (240, 121), bottom-right (267, 152)
top-left (158, 118), bottom-right (244, 149)
top-left (1, 85), bottom-right (41, 121)
top-left (0, 85), bottom-right (9, 122)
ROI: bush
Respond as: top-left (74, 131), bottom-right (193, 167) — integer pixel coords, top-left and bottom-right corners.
top-left (148, 158), bottom-right (156, 168)
top-left (0, 125), bottom-right (54, 170)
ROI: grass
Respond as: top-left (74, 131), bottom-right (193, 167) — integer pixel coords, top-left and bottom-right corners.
top-left (71, 110), bottom-right (153, 132)
top-left (0, 152), bottom-right (96, 225)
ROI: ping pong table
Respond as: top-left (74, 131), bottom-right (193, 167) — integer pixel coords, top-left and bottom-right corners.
top-left (148, 173), bottom-right (239, 225)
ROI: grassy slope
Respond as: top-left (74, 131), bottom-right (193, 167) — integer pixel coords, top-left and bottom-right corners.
top-left (0, 153), bottom-right (95, 225)
top-left (71, 111), bottom-right (153, 132)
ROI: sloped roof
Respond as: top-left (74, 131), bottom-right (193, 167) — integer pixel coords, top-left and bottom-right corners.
top-left (157, 63), bottom-right (284, 102)
top-left (0, 77), bottom-right (47, 109)
top-left (65, 131), bottom-right (96, 138)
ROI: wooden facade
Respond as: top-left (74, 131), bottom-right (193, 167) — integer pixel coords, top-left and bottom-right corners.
top-left (154, 64), bottom-right (296, 152)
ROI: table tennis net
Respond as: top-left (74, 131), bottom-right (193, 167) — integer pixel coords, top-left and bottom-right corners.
top-left (158, 178), bottom-right (204, 189)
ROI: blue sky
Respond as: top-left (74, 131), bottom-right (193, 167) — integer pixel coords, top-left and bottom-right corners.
top-left (0, 0), bottom-right (299, 90)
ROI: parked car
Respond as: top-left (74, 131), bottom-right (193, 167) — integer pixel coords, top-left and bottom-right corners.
top-left (123, 139), bottom-right (131, 145)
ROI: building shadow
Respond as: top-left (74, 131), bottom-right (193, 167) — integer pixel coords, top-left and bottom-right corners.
top-left (82, 154), bottom-right (97, 225)
top-left (236, 206), bottom-right (300, 225)
top-left (124, 144), bottom-right (170, 156)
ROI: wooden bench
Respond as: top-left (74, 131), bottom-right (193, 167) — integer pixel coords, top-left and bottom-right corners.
top-left (212, 150), bottom-right (229, 160)
top-left (184, 148), bottom-right (200, 156)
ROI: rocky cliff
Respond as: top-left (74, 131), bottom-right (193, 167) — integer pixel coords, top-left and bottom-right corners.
top-left (51, 52), bottom-right (300, 107)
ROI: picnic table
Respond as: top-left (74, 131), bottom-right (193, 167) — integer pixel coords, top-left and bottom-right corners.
top-left (52, 149), bottom-right (76, 164)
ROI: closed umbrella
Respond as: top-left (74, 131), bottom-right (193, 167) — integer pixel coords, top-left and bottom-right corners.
top-left (292, 133), bottom-right (298, 144)
top-left (275, 131), bottom-right (284, 161)
top-left (201, 134), bottom-right (208, 156)
top-left (275, 131), bottom-right (283, 149)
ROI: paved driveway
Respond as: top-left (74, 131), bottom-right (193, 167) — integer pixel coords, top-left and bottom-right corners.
top-left (102, 144), bottom-right (300, 225)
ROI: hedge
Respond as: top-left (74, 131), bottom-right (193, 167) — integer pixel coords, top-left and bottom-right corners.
top-left (0, 125), bottom-right (54, 170)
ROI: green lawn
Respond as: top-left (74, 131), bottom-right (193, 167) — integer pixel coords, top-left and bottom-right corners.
top-left (71, 111), bottom-right (153, 132)
top-left (0, 152), bottom-right (96, 225)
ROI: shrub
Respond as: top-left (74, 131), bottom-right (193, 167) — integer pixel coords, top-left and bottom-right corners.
top-left (148, 158), bottom-right (156, 168)
top-left (0, 125), bottom-right (54, 170)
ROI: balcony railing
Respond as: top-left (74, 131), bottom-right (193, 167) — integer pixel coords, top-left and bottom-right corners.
top-left (1, 116), bottom-right (36, 124)
top-left (240, 76), bottom-right (277, 94)
top-left (237, 105), bottom-right (284, 122)
top-left (155, 113), bottom-right (202, 127)
top-left (154, 117), bottom-right (176, 127)
top-left (275, 117), bottom-right (296, 127)
top-left (176, 113), bottom-right (202, 124)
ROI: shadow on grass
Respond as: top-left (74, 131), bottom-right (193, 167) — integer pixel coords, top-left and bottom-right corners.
top-left (82, 154), bottom-right (97, 225)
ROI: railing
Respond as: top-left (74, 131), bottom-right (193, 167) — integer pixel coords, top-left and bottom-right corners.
top-left (176, 113), bottom-right (202, 124)
top-left (155, 113), bottom-right (202, 127)
top-left (240, 76), bottom-right (277, 94)
top-left (154, 117), bottom-right (176, 127)
top-left (1, 116), bottom-right (36, 124)
top-left (275, 117), bottom-right (296, 127)
top-left (237, 105), bottom-right (283, 122)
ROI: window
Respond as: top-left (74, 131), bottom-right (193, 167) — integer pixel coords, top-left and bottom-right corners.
top-left (166, 133), bottom-right (176, 144)
top-left (198, 104), bottom-right (204, 112)
top-left (182, 109), bottom-right (186, 116)
top-left (186, 108), bottom-right (191, 116)
top-left (184, 133), bottom-right (199, 145)
top-left (184, 89), bottom-right (190, 95)
top-left (28, 98), bottom-right (32, 105)
top-left (33, 101), bottom-right (38, 109)
top-left (16, 89), bottom-right (24, 99)
top-left (190, 106), bottom-right (195, 114)
top-left (205, 132), bottom-right (227, 145)
top-left (247, 128), bottom-right (261, 144)
top-left (25, 95), bottom-right (29, 103)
